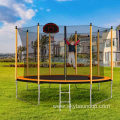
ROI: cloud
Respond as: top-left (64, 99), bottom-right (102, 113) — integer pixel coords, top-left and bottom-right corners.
top-left (0, 21), bottom-right (23, 53)
top-left (104, 19), bottom-right (120, 28)
top-left (24, 0), bottom-right (33, 3)
top-left (0, 0), bottom-right (36, 53)
top-left (46, 9), bottom-right (51, 12)
top-left (40, 8), bottom-right (51, 12)
top-left (13, 4), bottom-right (35, 21)
top-left (0, 0), bottom-right (11, 7)
top-left (56, 0), bottom-right (72, 2)
top-left (0, 0), bottom-right (33, 7)
top-left (0, 1), bottom-right (35, 23)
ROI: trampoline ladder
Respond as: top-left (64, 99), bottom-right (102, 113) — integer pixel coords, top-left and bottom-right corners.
top-left (59, 84), bottom-right (71, 111)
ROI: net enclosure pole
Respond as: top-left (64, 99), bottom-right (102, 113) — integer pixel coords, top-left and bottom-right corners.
top-left (49, 33), bottom-right (51, 75)
top-left (15, 26), bottom-right (18, 99)
top-left (111, 26), bottom-right (113, 81)
top-left (111, 26), bottom-right (113, 98)
top-left (97, 30), bottom-right (100, 90)
top-left (37, 23), bottom-right (40, 85)
top-left (90, 23), bottom-right (92, 106)
top-left (37, 23), bottom-right (40, 104)
top-left (75, 31), bottom-right (78, 75)
top-left (97, 30), bottom-right (100, 76)
top-left (64, 26), bottom-right (67, 80)
top-left (90, 23), bottom-right (93, 84)
top-left (26, 30), bottom-right (29, 90)
top-left (26, 30), bottom-right (29, 76)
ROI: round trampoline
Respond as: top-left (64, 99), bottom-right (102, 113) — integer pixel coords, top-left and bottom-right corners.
top-left (15, 23), bottom-right (113, 108)
top-left (17, 75), bottom-right (111, 84)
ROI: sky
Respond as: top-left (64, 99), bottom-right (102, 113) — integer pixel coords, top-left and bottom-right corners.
top-left (0, 0), bottom-right (120, 53)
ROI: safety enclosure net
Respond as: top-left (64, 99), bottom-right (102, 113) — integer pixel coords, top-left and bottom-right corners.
top-left (18, 24), bottom-right (111, 80)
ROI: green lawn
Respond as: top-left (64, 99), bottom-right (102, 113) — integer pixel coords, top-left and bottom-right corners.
top-left (0, 62), bottom-right (120, 120)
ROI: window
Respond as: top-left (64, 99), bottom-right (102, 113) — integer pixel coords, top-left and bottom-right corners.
top-left (113, 39), bottom-right (116, 47)
top-left (105, 40), bottom-right (111, 47)
top-left (105, 52), bottom-right (109, 62)
top-left (105, 39), bottom-right (116, 47)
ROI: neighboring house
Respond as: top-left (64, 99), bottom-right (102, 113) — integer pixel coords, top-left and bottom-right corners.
top-left (116, 25), bottom-right (120, 51)
top-left (102, 30), bottom-right (117, 65)
top-left (102, 26), bottom-right (120, 66)
top-left (59, 41), bottom-right (64, 57)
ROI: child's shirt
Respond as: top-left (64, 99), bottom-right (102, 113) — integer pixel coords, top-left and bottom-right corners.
top-left (66, 40), bottom-right (80, 52)
top-left (69, 44), bottom-right (75, 52)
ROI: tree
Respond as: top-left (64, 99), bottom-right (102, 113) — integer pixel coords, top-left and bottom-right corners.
top-left (31, 35), bottom-right (49, 62)
top-left (40, 35), bottom-right (49, 62)
top-left (69, 34), bottom-right (81, 42)
top-left (17, 46), bottom-right (25, 62)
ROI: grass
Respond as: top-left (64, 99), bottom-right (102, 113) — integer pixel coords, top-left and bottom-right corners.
top-left (0, 62), bottom-right (120, 120)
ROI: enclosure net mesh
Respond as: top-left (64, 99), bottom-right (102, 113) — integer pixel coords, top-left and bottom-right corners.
top-left (18, 24), bottom-right (110, 80)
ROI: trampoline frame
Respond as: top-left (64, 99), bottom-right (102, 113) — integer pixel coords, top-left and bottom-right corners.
top-left (15, 23), bottom-right (113, 111)
top-left (17, 75), bottom-right (111, 84)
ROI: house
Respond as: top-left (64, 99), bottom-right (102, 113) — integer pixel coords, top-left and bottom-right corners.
top-left (116, 25), bottom-right (120, 51)
top-left (102, 29), bottom-right (117, 66)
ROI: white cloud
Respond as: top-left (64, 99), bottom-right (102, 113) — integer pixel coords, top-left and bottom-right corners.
top-left (40, 8), bottom-right (51, 12)
top-left (0, 1), bottom-right (35, 22)
top-left (0, 1), bottom-right (36, 53)
top-left (56, 0), bottom-right (72, 2)
top-left (24, 0), bottom-right (33, 3)
top-left (0, 21), bottom-right (23, 53)
top-left (13, 4), bottom-right (35, 20)
top-left (0, 0), bottom-right (11, 7)
top-left (104, 19), bottom-right (120, 28)
top-left (25, 9), bottom-right (35, 19)
top-left (46, 9), bottom-right (51, 12)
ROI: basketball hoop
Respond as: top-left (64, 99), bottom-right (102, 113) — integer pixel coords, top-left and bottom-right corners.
top-left (43, 23), bottom-right (59, 33)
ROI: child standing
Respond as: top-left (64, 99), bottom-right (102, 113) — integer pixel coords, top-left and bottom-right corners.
top-left (65, 39), bottom-right (80, 68)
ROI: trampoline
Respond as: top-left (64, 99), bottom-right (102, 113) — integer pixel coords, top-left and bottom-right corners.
top-left (17, 75), bottom-right (111, 84)
top-left (15, 23), bottom-right (113, 110)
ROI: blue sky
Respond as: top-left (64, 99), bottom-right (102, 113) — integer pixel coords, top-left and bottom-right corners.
top-left (22, 0), bottom-right (120, 27)
top-left (0, 0), bottom-right (120, 53)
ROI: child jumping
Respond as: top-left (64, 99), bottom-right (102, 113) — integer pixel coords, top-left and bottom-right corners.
top-left (65, 38), bottom-right (80, 69)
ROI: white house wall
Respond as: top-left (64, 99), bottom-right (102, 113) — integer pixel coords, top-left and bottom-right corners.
top-left (102, 30), bottom-right (117, 65)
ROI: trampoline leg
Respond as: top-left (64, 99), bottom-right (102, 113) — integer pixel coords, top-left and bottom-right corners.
top-left (98, 83), bottom-right (100, 91)
top-left (69, 84), bottom-right (71, 111)
top-left (111, 81), bottom-right (113, 98)
top-left (59, 84), bottom-right (61, 111)
top-left (38, 84), bottom-right (40, 105)
top-left (90, 84), bottom-right (92, 107)
top-left (16, 80), bottom-right (18, 99)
